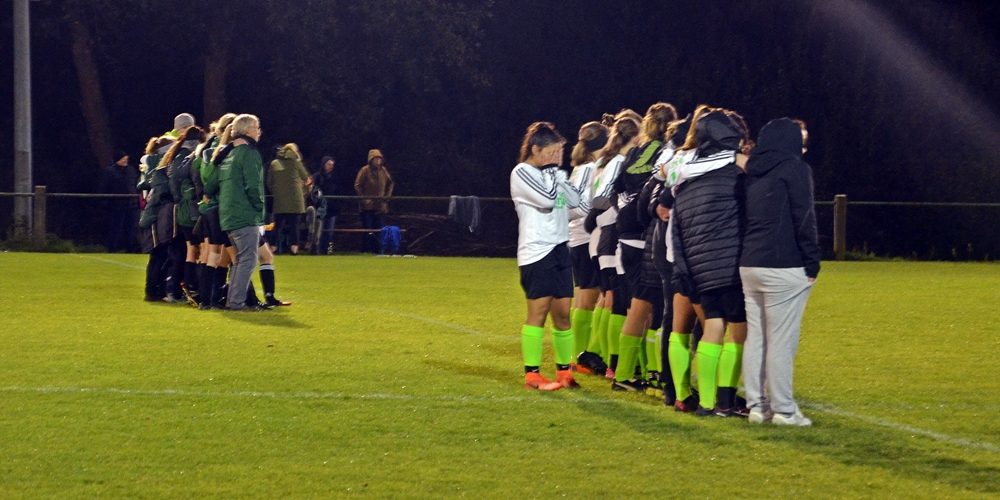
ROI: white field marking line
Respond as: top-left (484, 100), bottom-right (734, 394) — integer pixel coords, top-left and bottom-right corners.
top-left (77, 254), bottom-right (999, 453)
top-left (78, 254), bottom-right (146, 270)
top-left (802, 402), bottom-right (1000, 453)
top-left (359, 306), bottom-right (512, 341)
top-left (0, 385), bottom-right (613, 405)
top-left (5, 385), bottom-right (998, 453)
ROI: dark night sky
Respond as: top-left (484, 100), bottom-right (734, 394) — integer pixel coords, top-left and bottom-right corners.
top-left (0, 0), bottom-right (998, 256)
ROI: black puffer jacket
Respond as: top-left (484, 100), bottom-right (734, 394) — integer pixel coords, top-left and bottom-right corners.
top-left (671, 112), bottom-right (745, 294)
top-left (740, 118), bottom-right (821, 277)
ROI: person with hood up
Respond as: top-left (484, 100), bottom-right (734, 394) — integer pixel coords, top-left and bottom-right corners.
top-left (267, 143), bottom-right (312, 255)
top-left (668, 106), bottom-right (749, 417)
top-left (354, 149), bottom-right (394, 253)
top-left (739, 118), bottom-right (820, 427)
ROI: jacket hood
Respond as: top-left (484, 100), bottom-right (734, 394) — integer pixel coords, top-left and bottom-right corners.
top-left (695, 111), bottom-right (741, 156)
top-left (368, 149), bottom-right (384, 162)
top-left (747, 118), bottom-right (803, 177)
top-left (276, 144), bottom-right (300, 160)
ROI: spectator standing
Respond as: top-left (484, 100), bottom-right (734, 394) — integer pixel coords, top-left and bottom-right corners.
top-left (739, 118), bottom-right (820, 426)
top-left (354, 149), bottom-right (394, 253)
top-left (313, 155), bottom-right (340, 254)
top-left (102, 150), bottom-right (139, 252)
top-left (267, 143), bottom-right (311, 255)
top-left (217, 114), bottom-right (266, 311)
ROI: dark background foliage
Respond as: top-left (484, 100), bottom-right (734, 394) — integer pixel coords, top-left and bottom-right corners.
top-left (0, 0), bottom-right (997, 258)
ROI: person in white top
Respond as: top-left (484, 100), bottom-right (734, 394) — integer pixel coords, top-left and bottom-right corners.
top-left (510, 122), bottom-right (583, 391)
top-left (585, 114), bottom-right (641, 379)
top-left (566, 121), bottom-right (610, 377)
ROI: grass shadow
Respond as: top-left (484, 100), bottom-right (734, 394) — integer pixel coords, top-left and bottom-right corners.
top-left (566, 383), bottom-right (1000, 494)
top-left (220, 309), bottom-right (312, 329)
top-left (422, 359), bottom-right (513, 385)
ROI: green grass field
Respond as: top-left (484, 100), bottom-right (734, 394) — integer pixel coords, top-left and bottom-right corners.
top-left (1, 252), bottom-right (998, 498)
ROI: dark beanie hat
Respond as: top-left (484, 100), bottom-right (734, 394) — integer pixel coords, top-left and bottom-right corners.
top-left (114, 150), bottom-right (129, 162)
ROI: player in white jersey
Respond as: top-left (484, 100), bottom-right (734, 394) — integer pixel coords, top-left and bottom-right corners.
top-left (566, 121), bottom-right (610, 376)
top-left (510, 122), bottom-right (584, 391)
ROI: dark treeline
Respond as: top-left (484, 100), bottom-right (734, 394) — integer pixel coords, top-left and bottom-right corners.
top-left (0, 0), bottom-right (998, 258)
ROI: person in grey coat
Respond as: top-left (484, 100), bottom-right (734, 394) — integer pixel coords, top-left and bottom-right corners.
top-left (739, 118), bottom-right (821, 426)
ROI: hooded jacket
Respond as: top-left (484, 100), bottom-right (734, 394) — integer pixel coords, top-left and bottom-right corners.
top-left (354, 151), bottom-right (394, 214)
top-left (671, 111), bottom-right (745, 293)
top-left (267, 145), bottom-right (311, 214)
top-left (312, 156), bottom-right (341, 216)
top-left (740, 118), bottom-right (821, 278)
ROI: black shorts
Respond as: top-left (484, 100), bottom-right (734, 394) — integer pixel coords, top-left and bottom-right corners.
top-left (201, 209), bottom-right (230, 246)
top-left (671, 272), bottom-right (700, 304)
top-left (570, 244), bottom-right (599, 289)
top-left (519, 243), bottom-right (573, 300)
top-left (599, 267), bottom-right (617, 293)
top-left (597, 225), bottom-right (618, 257)
top-left (178, 224), bottom-right (200, 245)
top-left (699, 286), bottom-right (747, 323)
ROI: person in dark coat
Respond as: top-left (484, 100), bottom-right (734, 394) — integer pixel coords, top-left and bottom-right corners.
top-left (669, 107), bottom-right (749, 416)
top-left (312, 155), bottom-right (340, 254)
top-left (739, 117), bottom-right (820, 427)
top-left (101, 150), bottom-right (139, 252)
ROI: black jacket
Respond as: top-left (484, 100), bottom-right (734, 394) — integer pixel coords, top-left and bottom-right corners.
top-left (740, 118), bottom-right (821, 278)
top-left (671, 111), bottom-right (746, 293)
top-left (101, 163), bottom-right (138, 210)
top-left (312, 170), bottom-right (340, 216)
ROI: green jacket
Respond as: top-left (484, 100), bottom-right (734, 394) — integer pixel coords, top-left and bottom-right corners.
top-left (138, 163), bottom-right (170, 230)
top-left (267, 147), bottom-right (310, 214)
top-left (168, 148), bottom-right (198, 227)
top-left (199, 146), bottom-right (220, 214)
top-left (218, 143), bottom-right (265, 232)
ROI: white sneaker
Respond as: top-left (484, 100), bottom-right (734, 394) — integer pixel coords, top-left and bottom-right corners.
top-left (772, 409), bottom-right (812, 427)
top-left (748, 407), bottom-right (773, 424)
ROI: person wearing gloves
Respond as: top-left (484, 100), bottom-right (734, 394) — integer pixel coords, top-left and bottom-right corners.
top-left (739, 118), bottom-right (821, 426)
top-left (510, 122), bottom-right (584, 391)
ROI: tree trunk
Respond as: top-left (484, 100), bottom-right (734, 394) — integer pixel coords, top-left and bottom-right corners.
top-left (203, 18), bottom-right (235, 124)
top-left (65, 6), bottom-right (114, 166)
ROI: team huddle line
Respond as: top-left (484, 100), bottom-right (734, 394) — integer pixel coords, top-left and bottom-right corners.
top-left (510, 103), bottom-right (819, 427)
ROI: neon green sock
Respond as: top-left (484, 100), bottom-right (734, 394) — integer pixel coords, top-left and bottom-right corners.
top-left (615, 334), bottom-right (642, 382)
top-left (571, 309), bottom-right (593, 356)
top-left (645, 329), bottom-right (660, 372)
top-left (696, 341), bottom-right (723, 409)
top-left (588, 307), bottom-right (608, 356)
top-left (668, 332), bottom-right (692, 400)
top-left (655, 330), bottom-right (664, 372)
top-left (551, 328), bottom-right (574, 367)
top-left (521, 325), bottom-right (544, 368)
top-left (717, 342), bottom-right (743, 388)
top-left (607, 314), bottom-right (625, 357)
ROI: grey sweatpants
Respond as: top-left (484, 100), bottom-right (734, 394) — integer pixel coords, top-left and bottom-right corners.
top-left (226, 225), bottom-right (261, 309)
top-left (739, 267), bottom-right (813, 415)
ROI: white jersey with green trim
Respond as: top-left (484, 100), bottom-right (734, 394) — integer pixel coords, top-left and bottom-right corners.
top-left (510, 162), bottom-right (583, 266)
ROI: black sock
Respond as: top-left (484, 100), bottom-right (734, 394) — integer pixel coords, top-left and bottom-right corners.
top-left (184, 262), bottom-right (198, 292)
top-left (246, 281), bottom-right (261, 306)
top-left (610, 354), bottom-right (619, 371)
top-left (200, 265), bottom-right (215, 306)
top-left (524, 366), bottom-right (540, 374)
top-left (259, 265), bottom-right (275, 297)
top-left (214, 266), bottom-right (229, 305)
top-left (556, 363), bottom-right (571, 371)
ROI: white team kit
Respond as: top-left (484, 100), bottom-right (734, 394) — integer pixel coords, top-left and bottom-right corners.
top-left (510, 163), bottom-right (583, 266)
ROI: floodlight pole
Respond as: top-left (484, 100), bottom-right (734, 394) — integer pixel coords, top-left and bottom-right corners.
top-left (13, 0), bottom-right (33, 238)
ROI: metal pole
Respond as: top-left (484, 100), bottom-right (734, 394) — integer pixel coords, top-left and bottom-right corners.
top-left (32, 185), bottom-right (45, 245)
top-left (13, 0), bottom-right (33, 238)
top-left (833, 194), bottom-right (847, 261)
